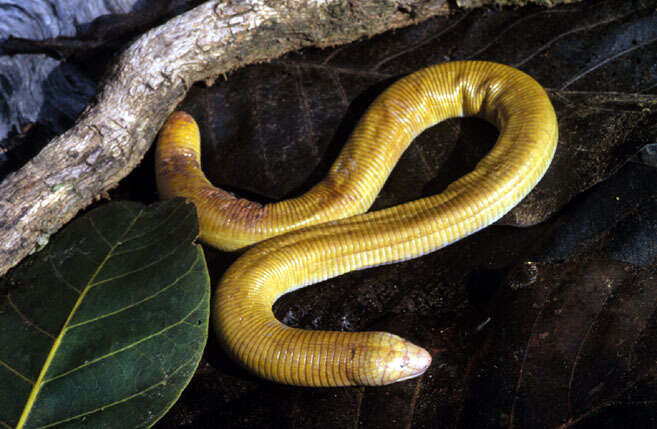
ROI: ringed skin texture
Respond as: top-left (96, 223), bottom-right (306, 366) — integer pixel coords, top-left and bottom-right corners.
top-left (156, 61), bottom-right (558, 387)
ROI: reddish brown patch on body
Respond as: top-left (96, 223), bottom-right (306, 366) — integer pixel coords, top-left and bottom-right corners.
top-left (224, 198), bottom-right (266, 223)
top-left (199, 185), bottom-right (267, 228)
top-left (198, 185), bottom-right (236, 201)
top-left (167, 110), bottom-right (195, 124)
top-left (157, 147), bottom-right (201, 177)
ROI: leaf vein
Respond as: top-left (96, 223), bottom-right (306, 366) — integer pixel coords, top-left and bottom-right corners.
top-left (0, 358), bottom-right (35, 385)
top-left (7, 294), bottom-right (56, 339)
top-left (275, 59), bottom-right (392, 79)
top-left (404, 374), bottom-right (424, 429)
top-left (111, 200), bottom-right (186, 247)
top-left (513, 9), bottom-right (637, 68)
top-left (374, 10), bottom-right (473, 71)
top-left (560, 36), bottom-right (657, 90)
top-left (108, 209), bottom-right (195, 258)
top-left (86, 237), bottom-right (192, 289)
top-left (47, 249), bottom-right (81, 294)
top-left (86, 217), bottom-right (112, 248)
top-left (567, 284), bottom-right (615, 420)
top-left (508, 304), bottom-right (546, 428)
top-left (67, 261), bottom-right (198, 330)
top-left (181, 320), bottom-right (204, 329)
top-left (466, 9), bottom-right (574, 60)
top-left (43, 297), bottom-right (205, 384)
top-left (0, 359), bottom-right (34, 386)
top-left (563, 399), bottom-right (657, 428)
top-left (35, 353), bottom-right (199, 429)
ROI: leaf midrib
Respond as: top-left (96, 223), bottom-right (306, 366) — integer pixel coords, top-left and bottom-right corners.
top-left (16, 208), bottom-right (144, 429)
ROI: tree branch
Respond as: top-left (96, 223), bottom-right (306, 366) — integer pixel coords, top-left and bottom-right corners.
top-left (0, 0), bottom-right (449, 276)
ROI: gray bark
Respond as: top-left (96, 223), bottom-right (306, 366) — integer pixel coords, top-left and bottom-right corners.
top-left (0, 0), bottom-right (144, 142)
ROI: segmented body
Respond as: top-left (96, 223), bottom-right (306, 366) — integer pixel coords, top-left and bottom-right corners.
top-left (156, 61), bottom-right (558, 386)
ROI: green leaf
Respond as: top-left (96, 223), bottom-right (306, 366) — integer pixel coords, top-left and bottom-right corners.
top-left (0, 199), bottom-right (210, 428)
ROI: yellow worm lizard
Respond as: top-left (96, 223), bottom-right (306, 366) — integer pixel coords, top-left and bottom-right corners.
top-left (155, 61), bottom-right (558, 386)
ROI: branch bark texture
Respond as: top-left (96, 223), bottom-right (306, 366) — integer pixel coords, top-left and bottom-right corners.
top-left (0, 0), bottom-right (449, 276)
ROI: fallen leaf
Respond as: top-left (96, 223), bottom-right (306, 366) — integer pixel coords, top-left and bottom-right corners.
top-left (0, 199), bottom-right (209, 428)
